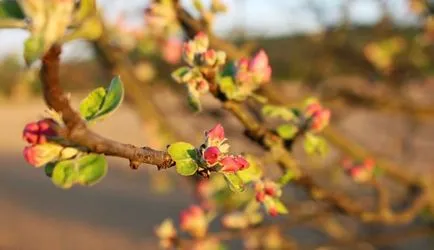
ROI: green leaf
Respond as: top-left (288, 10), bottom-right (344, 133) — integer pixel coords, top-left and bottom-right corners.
top-left (77, 154), bottom-right (108, 186)
top-left (79, 87), bottom-right (106, 120)
top-left (218, 76), bottom-right (237, 100)
top-left (276, 124), bottom-right (298, 139)
top-left (171, 67), bottom-right (192, 83)
top-left (0, 1), bottom-right (24, 19)
top-left (187, 86), bottom-right (201, 112)
top-left (24, 36), bottom-right (45, 66)
top-left (274, 199), bottom-right (288, 214)
top-left (237, 155), bottom-right (263, 183)
top-left (167, 142), bottom-right (199, 176)
top-left (303, 133), bottom-right (328, 156)
top-left (52, 160), bottom-right (78, 189)
top-left (262, 105), bottom-right (294, 121)
top-left (63, 15), bottom-right (102, 42)
top-left (44, 162), bottom-right (56, 178)
top-left (278, 170), bottom-right (296, 186)
top-left (79, 76), bottom-right (124, 122)
top-left (223, 173), bottom-right (244, 192)
top-left (220, 61), bottom-right (236, 77)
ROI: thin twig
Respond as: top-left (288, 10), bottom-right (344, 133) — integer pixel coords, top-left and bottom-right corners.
top-left (40, 45), bottom-right (174, 169)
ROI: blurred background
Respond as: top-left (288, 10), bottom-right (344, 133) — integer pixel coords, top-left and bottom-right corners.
top-left (1, 0), bottom-right (434, 249)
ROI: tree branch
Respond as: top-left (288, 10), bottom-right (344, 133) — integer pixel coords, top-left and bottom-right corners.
top-left (40, 45), bottom-right (174, 170)
top-left (0, 18), bottom-right (27, 29)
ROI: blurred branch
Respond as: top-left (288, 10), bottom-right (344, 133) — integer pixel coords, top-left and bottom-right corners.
top-left (40, 45), bottom-right (174, 170)
top-left (306, 226), bottom-right (434, 249)
top-left (0, 18), bottom-right (27, 29)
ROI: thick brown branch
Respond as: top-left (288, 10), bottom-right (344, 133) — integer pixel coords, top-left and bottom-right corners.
top-left (40, 45), bottom-right (174, 169)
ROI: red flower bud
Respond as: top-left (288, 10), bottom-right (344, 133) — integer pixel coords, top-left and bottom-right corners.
top-left (220, 156), bottom-right (239, 173)
top-left (268, 206), bottom-right (278, 217)
top-left (233, 156), bottom-right (249, 170)
top-left (23, 119), bottom-right (58, 145)
top-left (255, 191), bottom-right (266, 202)
top-left (203, 146), bottom-right (220, 165)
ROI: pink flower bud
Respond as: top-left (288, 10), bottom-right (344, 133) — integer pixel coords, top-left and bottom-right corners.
top-left (195, 79), bottom-right (209, 94)
top-left (180, 205), bottom-right (208, 238)
top-left (204, 49), bottom-right (217, 66)
top-left (268, 206), bottom-right (278, 217)
top-left (206, 124), bottom-right (225, 143)
top-left (220, 156), bottom-right (239, 173)
top-left (234, 156), bottom-right (249, 171)
top-left (23, 143), bottom-right (63, 168)
top-left (203, 146), bottom-right (220, 165)
top-left (162, 38), bottom-right (182, 65)
top-left (249, 50), bottom-right (272, 83)
top-left (194, 32), bottom-right (209, 52)
top-left (23, 119), bottom-right (58, 145)
top-left (183, 41), bottom-right (196, 63)
top-left (249, 50), bottom-right (269, 72)
top-left (343, 158), bottom-right (375, 183)
top-left (310, 109), bottom-right (331, 132)
top-left (238, 58), bottom-right (249, 70)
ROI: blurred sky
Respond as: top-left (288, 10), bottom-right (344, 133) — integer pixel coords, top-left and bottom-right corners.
top-left (0, 0), bottom-right (418, 62)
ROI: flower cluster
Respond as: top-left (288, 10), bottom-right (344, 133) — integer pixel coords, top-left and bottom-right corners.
top-left (218, 50), bottom-right (272, 101)
top-left (155, 219), bottom-right (177, 249)
top-left (201, 124), bottom-right (249, 173)
top-left (155, 205), bottom-right (217, 249)
top-left (304, 100), bottom-right (331, 133)
top-left (172, 32), bottom-right (227, 110)
top-left (144, 1), bottom-right (178, 37)
top-left (22, 118), bottom-right (80, 168)
top-left (342, 158), bottom-right (376, 183)
top-left (235, 50), bottom-right (272, 86)
top-left (254, 179), bottom-right (283, 216)
top-left (180, 205), bottom-right (208, 238)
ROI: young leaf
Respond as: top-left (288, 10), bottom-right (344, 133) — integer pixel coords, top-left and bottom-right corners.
top-left (223, 173), bottom-right (245, 192)
top-left (274, 199), bottom-right (288, 214)
top-left (72, 0), bottom-right (97, 23)
top-left (276, 124), bottom-right (298, 140)
top-left (77, 154), bottom-right (108, 186)
top-left (51, 159), bottom-right (78, 189)
top-left (303, 133), bottom-right (328, 156)
top-left (79, 87), bottom-right (106, 120)
top-left (262, 105), bottom-right (294, 121)
top-left (171, 67), bottom-right (192, 83)
top-left (0, 0), bottom-right (25, 18)
top-left (187, 86), bottom-right (202, 112)
top-left (79, 76), bottom-right (124, 122)
top-left (24, 36), bottom-right (45, 66)
top-left (167, 142), bottom-right (199, 176)
top-left (278, 170), bottom-right (295, 186)
top-left (44, 162), bottom-right (56, 178)
top-left (218, 76), bottom-right (237, 99)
